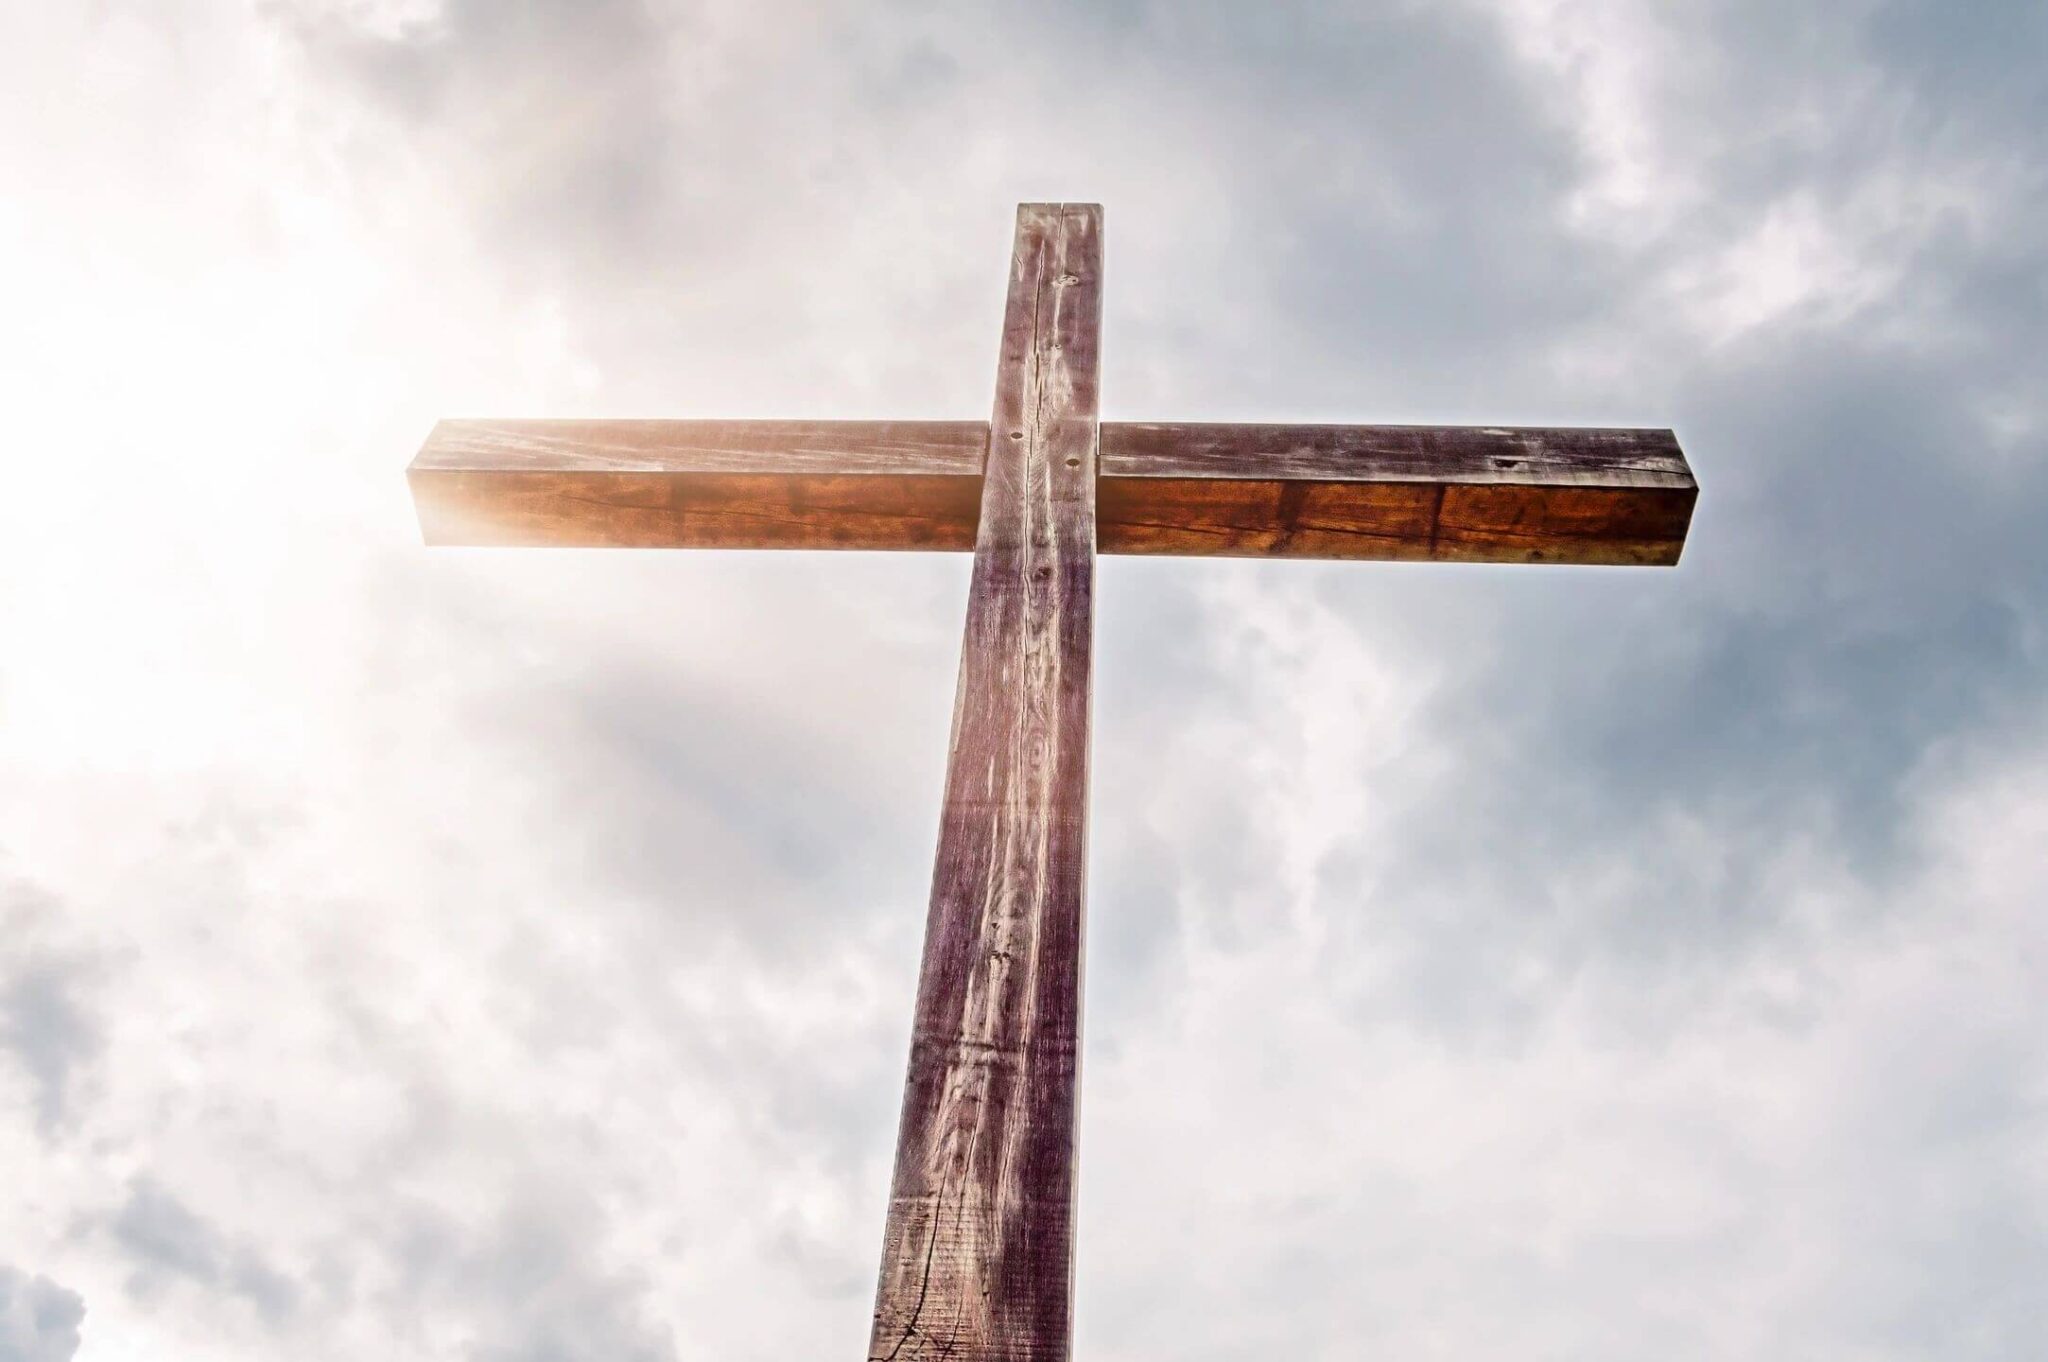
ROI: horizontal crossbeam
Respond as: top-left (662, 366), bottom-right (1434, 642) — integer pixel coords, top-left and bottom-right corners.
top-left (409, 418), bottom-right (1695, 565)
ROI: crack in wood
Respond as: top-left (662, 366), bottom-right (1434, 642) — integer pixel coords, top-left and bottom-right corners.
top-left (866, 203), bottom-right (1098, 1362)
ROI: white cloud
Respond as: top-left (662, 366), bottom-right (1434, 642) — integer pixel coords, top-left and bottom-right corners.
top-left (1484, 0), bottom-right (1701, 238)
top-left (3, 1), bottom-right (2045, 1359)
top-left (1083, 702), bottom-right (2048, 1359)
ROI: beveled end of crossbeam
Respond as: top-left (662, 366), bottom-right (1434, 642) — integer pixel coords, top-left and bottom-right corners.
top-left (408, 419), bottom-right (1696, 565)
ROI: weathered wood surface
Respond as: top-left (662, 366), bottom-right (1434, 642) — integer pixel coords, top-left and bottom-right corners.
top-left (409, 420), bottom-right (984, 551)
top-left (868, 203), bottom-right (1100, 1362)
top-left (1104, 421), bottom-right (1690, 485)
top-left (1100, 422), bottom-right (1693, 563)
top-left (417, 417), bottom-right (988, 473)
top-left (409, 419), bottom-right (1692, 563)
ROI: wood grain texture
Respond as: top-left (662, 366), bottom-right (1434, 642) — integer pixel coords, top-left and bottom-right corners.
top-left (868, 204), bottom-right (1100, 1362)
top-left (409, 420), bottom-right (985, 551)
top-left (1097, 422), bottom-right (1696, 564)
top-left (408, 420), bottom-right (1692, 563)
top-left (1101, 421), bottom-right (1691, 485)
top-left (416, 418), bottom-right (988, 474)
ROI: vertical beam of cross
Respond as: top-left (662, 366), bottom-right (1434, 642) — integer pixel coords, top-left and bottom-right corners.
top-left (867, 204), bottom-right (1102, 1362)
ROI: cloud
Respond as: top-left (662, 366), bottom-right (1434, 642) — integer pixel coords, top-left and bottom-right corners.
top-left (380, 1188), bottom-right (677, 1362)
top-left (109, 1181), bottom-right (300, 1326)
top-left (1080, 702), bottom-right (2048, 1359)
top-left (0, 883), bottom-right (103, 1137)
top-left (2, 1), bottom-right (2045, 1359)
top-left (0, 1268), bottom-right (84, 1362)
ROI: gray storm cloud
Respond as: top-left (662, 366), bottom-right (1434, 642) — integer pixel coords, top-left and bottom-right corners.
top-left (1, 1), bottom-right (2044, 1359)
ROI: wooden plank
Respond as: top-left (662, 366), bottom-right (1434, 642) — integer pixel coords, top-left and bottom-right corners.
top-left (868, 203), bottom-right (1100, 1362)
top-left (408, 420), bottom-right (985, 550)
top-left (415, 417), bottom-right (989, 474)
top-left (406, 419), bottom-right (1693, 564)
top-left (1100, 422), bottom-right (1693, 486)
top-left (1097, 422), bottom-right (1696, 564)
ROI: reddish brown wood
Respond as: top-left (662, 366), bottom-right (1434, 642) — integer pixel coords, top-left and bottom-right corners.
top-left (1098, 422), bottom-right (1694, 563)
top-left (867, 204), bottom-right (1100, 1362)
top-left (409, 420), bottom-right (985, 551)
top-left (409, 420), bottom-right (1693, 563)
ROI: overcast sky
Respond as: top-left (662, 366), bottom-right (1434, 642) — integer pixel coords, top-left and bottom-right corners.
top-left (4, 1), bottom-right (2047, 1358)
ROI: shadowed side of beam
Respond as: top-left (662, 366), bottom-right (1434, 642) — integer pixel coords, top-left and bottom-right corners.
top-left (408, 419), bottom-right (987, 550)
top-left (867, 204), bottom-right (1100, 1362)
top-left (407, 418), bottom-right (1694, 563)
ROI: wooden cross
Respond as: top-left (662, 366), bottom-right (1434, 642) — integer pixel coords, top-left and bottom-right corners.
top-left (408, 203), bottom-right (1696, 1361)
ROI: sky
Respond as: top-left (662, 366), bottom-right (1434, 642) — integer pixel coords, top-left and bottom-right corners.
top-left (2, 1), bottom-right (2046, 1358)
